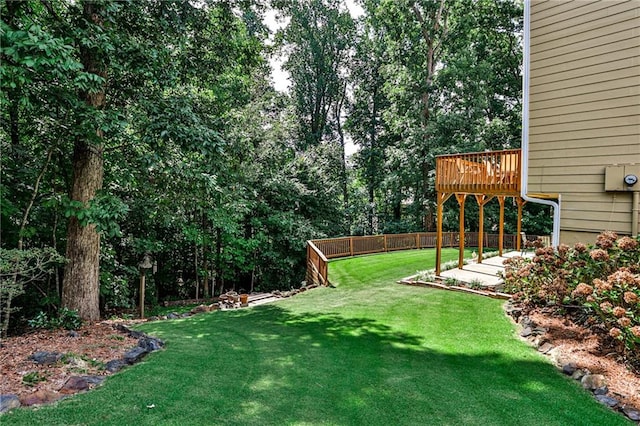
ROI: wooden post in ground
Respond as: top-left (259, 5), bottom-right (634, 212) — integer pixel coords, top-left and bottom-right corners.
top-left (498, 196), bottom-right (506, 256)
top-left (435, 192), bottom-right (452, 276)
top-left (474, 195), bottom-right (495, 263)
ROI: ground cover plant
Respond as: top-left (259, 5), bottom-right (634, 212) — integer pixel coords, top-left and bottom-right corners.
top-left (2, 248), bottom-right (628, 425)
top-left (503, 232), bottom-right (640, 371)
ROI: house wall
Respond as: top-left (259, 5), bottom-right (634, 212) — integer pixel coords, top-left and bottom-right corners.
top-left (527, 0), bottom-right (640, 241)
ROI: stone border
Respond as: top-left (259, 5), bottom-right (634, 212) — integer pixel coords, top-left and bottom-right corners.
top-left (0, 326), bottom-right (164, 414)
top-left (504, 301), bottom-right (640, 424)
top-left (397, 278), bottom-right (511, 300)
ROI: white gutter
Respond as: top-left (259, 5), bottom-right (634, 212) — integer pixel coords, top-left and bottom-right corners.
top-left (521, 0), bottom-right (561, 247)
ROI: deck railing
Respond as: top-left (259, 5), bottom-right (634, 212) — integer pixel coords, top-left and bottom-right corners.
top-left (306, 231), bottom-right (543, 285)
top-left (436, 149), bottom-right (522, 195)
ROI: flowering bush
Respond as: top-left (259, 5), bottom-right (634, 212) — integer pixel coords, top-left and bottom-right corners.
top-left (503, 232), bottom-right (640, 367)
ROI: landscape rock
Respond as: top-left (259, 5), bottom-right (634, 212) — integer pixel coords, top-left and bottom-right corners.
top-left (181, 313), bottom-right (191, 318)
top-left (124, 347), bottom-right (148, 364)
top-left (0, 395), bottom-right (20, 413)
top-left (67, 330), bottom-right (79, 338)
top-left (19, 389), bottom-right (60, 406)
top-left (66, 357), bottom-right (88, 370)
top-left (167, 312), bottom-right (180, 319)
top-left (622, 406), bottom-right (640, 421)
top-left (537, 342), bottom-right (553, 354)
top-left (571, 369), bottom-right (587, 381)
top-left (561, 362), bottom-right (577, 375)
top-left (59, 375), bottom-right (105, 394)
top-left (520, 316), bottom-right (533, 328)
top-left (581, 374), bottom-right (607, 390)
top-left (147, 316), bottom-right (159, 322)
top-left (190, 305), bottom-right (210, 314)
top-left (29, 351), bottom-right (63, 365)
top-left (138, 336), bottom-right (164, 352)
top-left (520, 327), bottom-right (532, 337)
top-left (105, 359), bottom-right (126, 373)
top-left (595, 394), bottom-right (618, 407)
top-left (532, 327), bottom-right (548, 335)
top-left (593, 386), bottom-right (608, 395)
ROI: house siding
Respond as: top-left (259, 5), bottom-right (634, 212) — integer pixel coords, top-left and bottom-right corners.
top-left (528, 0), bottom-right (640, 238)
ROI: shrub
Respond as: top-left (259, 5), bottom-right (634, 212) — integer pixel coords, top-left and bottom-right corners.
top-left (503, 232), bottom-right (640, 366)
top-left (28, 307), bottom-right (83, 331)
top-left (416, 270), bottom-right (435, 282)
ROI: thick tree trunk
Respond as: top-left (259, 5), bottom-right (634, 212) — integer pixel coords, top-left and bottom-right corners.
top-left (62, 142), bottom-right (104, 320)
top-left (62, 2), bottom-right (106, 321)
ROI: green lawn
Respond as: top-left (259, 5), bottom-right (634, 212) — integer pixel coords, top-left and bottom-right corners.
top-left (2, 249), bottom-right (629, 425)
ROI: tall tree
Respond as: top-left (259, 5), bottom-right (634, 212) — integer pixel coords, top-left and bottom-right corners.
top-left (61, 1), bottom-right (108, 320)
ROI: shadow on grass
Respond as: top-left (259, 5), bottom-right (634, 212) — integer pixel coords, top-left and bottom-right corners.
top-left (3, 304), bottom-right (627, 426)
top-left (133, 305), bottom-right (624, 426)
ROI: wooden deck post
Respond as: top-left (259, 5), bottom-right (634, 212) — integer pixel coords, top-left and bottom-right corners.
top-left (455, 194), bottom-right (467, 269)
top-left (498, 196), bottom-right (505, 256)
top-left (435, 192), bottom-right (452, 275)
top-left (475, 195), bottom-right (485, 263)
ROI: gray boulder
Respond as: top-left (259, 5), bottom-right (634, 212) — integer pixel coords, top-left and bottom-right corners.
top-left (0, 395), bottom-right (20, 413)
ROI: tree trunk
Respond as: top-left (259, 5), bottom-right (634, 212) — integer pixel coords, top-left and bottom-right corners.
top-left (62, 142), bottom-right (104, 321)
top-left (61, 2), bottom-right (107, 321)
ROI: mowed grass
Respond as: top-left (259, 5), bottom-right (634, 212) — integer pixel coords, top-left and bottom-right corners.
top-left (2, 249), bottom-right (629, 425)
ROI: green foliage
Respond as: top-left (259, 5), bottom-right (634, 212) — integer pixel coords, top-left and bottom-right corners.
top-left (0, 247), bottom-right (64, 337)
top-left (22, 371), bottom-right (47, 387)
top-left (415, 269), bottom-right (435, 282)
top-left (443, 277), bottom-right (460, 287)
top-left (62, 193), bottom-right (129, 238)
top-left (1, 0), bottom-right (541, 317)
top-left (28, 307), bottom-right (83, 331)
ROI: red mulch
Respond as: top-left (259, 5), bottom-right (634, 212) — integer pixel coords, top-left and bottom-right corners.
top-left (525, 308), bottom-right (640, 409)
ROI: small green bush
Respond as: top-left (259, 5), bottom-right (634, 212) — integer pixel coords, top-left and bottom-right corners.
top-left (28, 307), bottom-right (83, 330)
top-left (22, 371), bottom-right (47, 387)
top-left (416, 270), bottom-right (435, 282)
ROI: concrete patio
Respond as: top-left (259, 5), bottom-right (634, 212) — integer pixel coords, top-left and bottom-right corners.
top-left (438, 251), bottom-right (533, 289)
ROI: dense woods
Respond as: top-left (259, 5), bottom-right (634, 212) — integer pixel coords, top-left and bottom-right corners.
top-left (1, 0), bottom-right (550, 330)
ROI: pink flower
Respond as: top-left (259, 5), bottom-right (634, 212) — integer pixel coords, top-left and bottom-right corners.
top-left (618, 317), bottom-right (631, 327)
top-left (608, 270), bottom-right (637, 287)
top-left (599, 302), bottom-right (613, 312)
top-left (573, 242), bottom-right (587, 253)
top-left (631, 326), bottom-right (640, 338)
top-left (590, 249), bottom-right (609, 262)
top-left (623, 291), bottom-right (639, 304)
top-left (571, 283), bottom-right (593, 298)
top-left (593, 279), bottom-right (612, 292)
top-left (596, 231), bottom-right (617, 249)
top-left (609, 327), bottom-right (622, 338)
top-left (612, 307), bottom-right (627, 318)
top-left (617, 236), bottom-right (639, 251)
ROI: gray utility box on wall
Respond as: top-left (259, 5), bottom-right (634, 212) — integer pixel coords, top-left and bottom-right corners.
top-left (604, 164), bottom-right (640, 192)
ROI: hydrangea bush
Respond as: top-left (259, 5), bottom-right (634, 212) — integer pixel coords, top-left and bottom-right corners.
top-left (503, 232), bottom-right (640, 367)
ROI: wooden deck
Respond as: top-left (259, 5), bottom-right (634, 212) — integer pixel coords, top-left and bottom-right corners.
top-left (435, 148), bottom-right (524, 275)
top-left (436, 149), bottom-right (521, 196)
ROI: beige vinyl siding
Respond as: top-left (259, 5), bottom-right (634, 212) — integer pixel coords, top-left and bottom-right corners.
top-left (528, 0), bottom-right (640, 236)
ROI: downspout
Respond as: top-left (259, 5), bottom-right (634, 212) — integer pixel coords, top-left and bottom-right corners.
top-left (521, 0), bottom-right (561, 247)
top-left (632, 191), bottom-right (639, 238)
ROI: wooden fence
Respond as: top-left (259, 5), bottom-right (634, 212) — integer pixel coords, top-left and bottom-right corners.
top-left (306, 232), bottom-right (543, 286)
